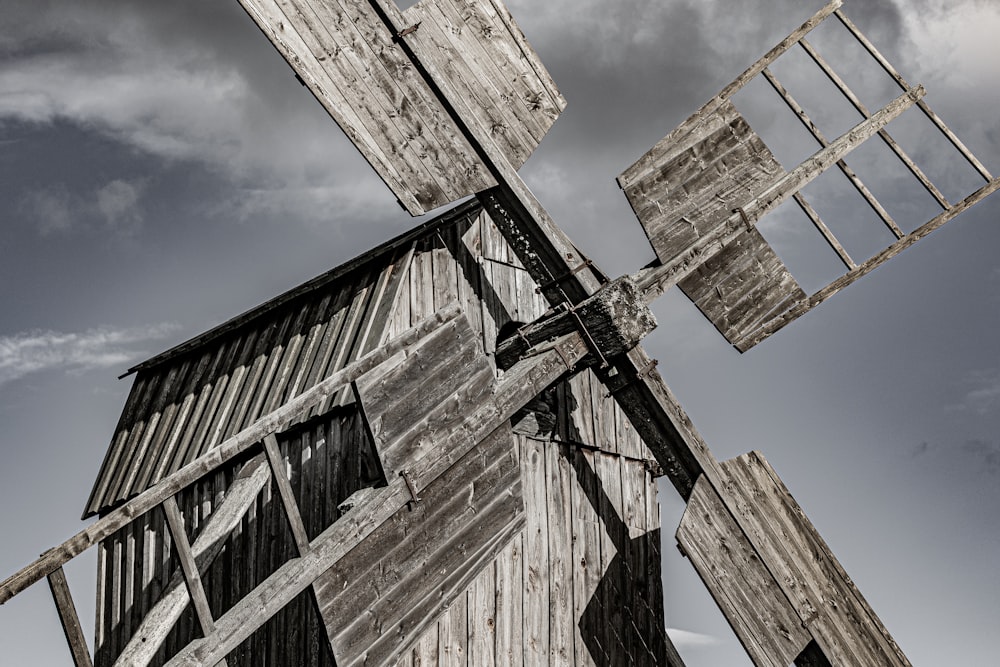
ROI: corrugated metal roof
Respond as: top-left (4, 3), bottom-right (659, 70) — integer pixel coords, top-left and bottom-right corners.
top-left (84, 201), bottom-right (482, 517)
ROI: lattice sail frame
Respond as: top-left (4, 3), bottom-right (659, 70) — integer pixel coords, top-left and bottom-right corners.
top-left (620, 0), bottom-right (1000, 352)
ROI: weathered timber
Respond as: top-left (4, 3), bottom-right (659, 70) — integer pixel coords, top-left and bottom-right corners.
top-left (494, 276), bottom-right (657, 371)
top-left (0, 305), bottom-right (466, 605)
top-left (114, 455), bottom-right (270, 667)
top-left (316, 424), bottom-right (523, 666)
top-left (678, 475), bottom-right (811, 666)
top-left (678, 452), bottom-right (912, 666)
top-left (353, 312), bottom-right (494, 475)
top-left (161, 329), bottom-right (590, 665)
top-left (632, 85), bottom-right (925, 306)
top-left (735, 177), bottom-right (1000, 350)
top-left (47, 567), bottom-right (94, 667)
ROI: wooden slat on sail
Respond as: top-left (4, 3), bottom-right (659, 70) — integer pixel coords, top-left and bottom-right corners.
top-left (678, 452), bottom-right (912, 667)
top-left (236, 0), bottom-right (565, 215)
top-left (621, 100), bottom-right (805, 347)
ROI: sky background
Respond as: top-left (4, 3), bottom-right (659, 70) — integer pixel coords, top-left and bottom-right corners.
top-left (1, 0), bottom-right (998, 664)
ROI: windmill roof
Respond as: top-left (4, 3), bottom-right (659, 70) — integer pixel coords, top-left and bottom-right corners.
top-left (84, 199), bottom-right (482, 518)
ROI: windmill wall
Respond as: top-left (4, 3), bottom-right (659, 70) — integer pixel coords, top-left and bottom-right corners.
top-left (89, 204), bottom-right (673, 666)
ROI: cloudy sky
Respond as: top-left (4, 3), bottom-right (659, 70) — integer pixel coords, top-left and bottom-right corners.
top-left (1, 0), bottom-right (998, 664)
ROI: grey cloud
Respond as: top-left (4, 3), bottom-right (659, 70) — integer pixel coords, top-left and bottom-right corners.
top-left (0, 323), bottom-right (181, 387)
top-left (964, 439), bottom-right (1000, 474)
top-left (18, 178), bottom-right (146, 237)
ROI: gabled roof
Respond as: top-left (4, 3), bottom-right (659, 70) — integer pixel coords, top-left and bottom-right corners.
top-left (84, 200), bottom-right (482, 517)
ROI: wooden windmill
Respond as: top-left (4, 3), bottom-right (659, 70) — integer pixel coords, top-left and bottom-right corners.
top-left (2, 1), bottom-right (997, 665)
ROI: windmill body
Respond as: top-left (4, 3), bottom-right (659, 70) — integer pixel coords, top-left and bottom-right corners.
top-left (1, 1), bottom-right (996, 666)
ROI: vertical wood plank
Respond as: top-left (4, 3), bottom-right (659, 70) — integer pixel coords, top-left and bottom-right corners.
top-left (547, 443), bottom-right (574, 666)
top-left (47, 566), bottom-right (94, 667)
top-left (572, 449), bottom-right (601, 667)
top-left (493, 535), bottom-right (523, 667)
top-left (468, 564), bottom-right (497, 666)
top-left (521, 436), bottom-right (549, 664)
top-left (598, 452), bottom-right (624, 666)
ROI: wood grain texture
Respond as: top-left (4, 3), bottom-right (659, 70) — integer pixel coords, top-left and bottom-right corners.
top-left (677, 475), bottom-right (810, 667)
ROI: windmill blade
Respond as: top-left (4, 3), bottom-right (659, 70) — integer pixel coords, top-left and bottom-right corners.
top-left (236, 0), bottom-right (565, 215)
top-left (620, 2), bottom-right (1000, 351)
top-left (678, 452), bottom-right (911, 666)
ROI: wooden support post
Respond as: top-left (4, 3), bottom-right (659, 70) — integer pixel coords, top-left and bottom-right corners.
top-left (162, 496), bottom-right (229, 667)
top-left (46, 566), bottom-right (94, 667)
top-left (263, 433), bottom-right (311, 555)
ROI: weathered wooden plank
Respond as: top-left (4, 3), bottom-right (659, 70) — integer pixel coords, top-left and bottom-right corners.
top-left (571, 449), bottom-right (601, 667)
top-left (520, 437), bottom-right (549, 665)
top-left (677, 227), bottom-right (806, 345)
top-left (735, 176), bottom-right (1000, 350)
top-left (353, 313), bottom-right (494, 474)
top-left (597, 452), bottom-right (624, 667)
top-left (408, 0), bottom-right (539, 164)
top-left (720, 453), bottom-right (911, 665)
top-left (493, 536), bottom-right (523, 667)
top-left (468, 565), bottom-right (497, 666)
top-left (618, 0), bottom-right (843, 189)
top-left (47, 567), bottom-right (94, 667)
top-left (677, 474), bottom-right (810, 667)
top-left (546, 442), bottom-right (573, 665)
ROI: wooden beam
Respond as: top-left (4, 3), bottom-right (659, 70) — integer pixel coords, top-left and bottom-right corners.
top-left (46, 566), bottom-right (94, 667)
top-left (115, 455), bottom-right (270, 667)
top-left (761, 66), bottom-right (904, 239)
top-left (793, 193), bottom-right (855, 270)
top-left (835, 8), bottom-right (993, 182)
top-left (618, 0), bottom-right (842, 190)
top-left (735, 176), bottom-right (1000, 350)
top-left (632, 85), bottom-right (925, 304)
top-left (161, 498), bottom-right (222, 645)
top-left (263, 434), bottom-right (311, 555)
top-left (0, 305), bottom-right (464, 605)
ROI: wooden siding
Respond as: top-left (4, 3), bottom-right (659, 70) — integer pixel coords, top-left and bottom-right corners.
top-left (90, 203), bottom-right (669, 665)
top-left (393, 436), bottom-right (671, 666)
top-left (94, 407), bottom-right (376, 667)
